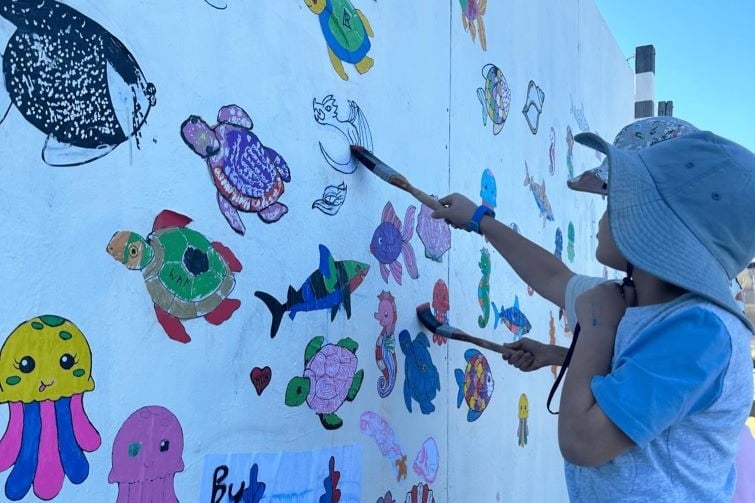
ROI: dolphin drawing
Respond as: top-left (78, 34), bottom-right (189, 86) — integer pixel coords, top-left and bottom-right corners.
top-left (254, 244), bottom-right (370, 338)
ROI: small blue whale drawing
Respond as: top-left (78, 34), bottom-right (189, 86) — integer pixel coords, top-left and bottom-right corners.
top-left (0, 0), bottom-right (157, 166)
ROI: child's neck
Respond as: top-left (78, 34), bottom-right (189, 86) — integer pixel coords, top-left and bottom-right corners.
top-left (632, 268), bottom-right (688, 306)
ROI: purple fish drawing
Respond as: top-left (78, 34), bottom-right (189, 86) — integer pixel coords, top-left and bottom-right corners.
top-left (523, 161), bottom-right (554, 227)
top-left (370, 202), bottom-right (419, 285)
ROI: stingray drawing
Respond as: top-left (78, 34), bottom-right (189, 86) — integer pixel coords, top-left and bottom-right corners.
top-left (313, 94), bottom-right (372, 174)
top-left (0, 0), bottom-right (157, 166)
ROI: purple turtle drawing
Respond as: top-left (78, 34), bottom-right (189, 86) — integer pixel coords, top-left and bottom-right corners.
top-left (285, 336), bottom-right (364, 430)
top-left (180, 105), bottom-right (291, 235)
top-left (108, 406), bottom-right (184, 503)
top-left (370, 202), bottom-right (419, 285)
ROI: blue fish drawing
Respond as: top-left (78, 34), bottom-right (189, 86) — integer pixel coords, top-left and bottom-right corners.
top-left (0, 0), bottom-right (156, 166)
top-left (370, 202), bottom-right (419, 285)
top-left (492, 295), bottom-right (532, 340)
top-left (254, 244), bottom-right (370, 338)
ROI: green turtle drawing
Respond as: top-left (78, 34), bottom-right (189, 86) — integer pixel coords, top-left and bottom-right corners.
top-left (304, 0), bottom-right (375, 81)
top-left (286, 336), bottom-right (363, 430)
top-left (106, 209), bottom-right (242, 344)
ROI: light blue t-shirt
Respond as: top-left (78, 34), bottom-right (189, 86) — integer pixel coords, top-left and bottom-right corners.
top-left (563, 275), bottom-right (753, 502)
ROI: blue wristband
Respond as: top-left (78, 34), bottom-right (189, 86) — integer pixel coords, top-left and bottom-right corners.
top-left (467, 205), bottom-right (495, 234)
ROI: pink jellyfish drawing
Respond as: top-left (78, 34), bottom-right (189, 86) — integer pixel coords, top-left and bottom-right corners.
top-left (108, 405), bottom-right (185, 502)
top-left (0, 315), bottom-right (101, 501)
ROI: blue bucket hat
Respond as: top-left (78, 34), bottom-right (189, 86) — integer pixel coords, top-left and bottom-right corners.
top-left (574, 130), bottom-right (755, 329)
top-left (567, 117), bottom-right (699, 195)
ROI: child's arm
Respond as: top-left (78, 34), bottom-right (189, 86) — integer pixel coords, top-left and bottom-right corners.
top-left (434, 193), bottom-right (574, 307)
top-left (558, 283), bottom-right (635, 466)
top-left (502, 337), bottom-right (569, 370)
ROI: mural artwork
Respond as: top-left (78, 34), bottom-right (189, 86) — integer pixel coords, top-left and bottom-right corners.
top-left (313, 95), bottom-right (373, 174)
top-left (181, 105), bottom-right (291, 235)
top-left (416, 202), bottom-right (452, 263)
top-left (320, 456), bottom-right (342, 503)
top-left (491, 295), bottom-right (532, 340)
top-left (204, 0), bottom-right (227, 8)
top-left (517, 393), bottom-right (529, 447)
top-left (286, 336), bottom-right (364, 430)
top-left (480, 168), bottom-right (497, 210)
top-left (0, 316), bottom-right (100, 501)
top-left (406, 482), bottom-right (436, 503)
top-left (412, 437), bottom-right (439, 484)
top-left (459, 0), bottom-right (488, 51)
top-left (360, 411), bottom-right (407, 482)
top-left (477, 64), bottom-right (511, 135)
top-left (374, 291), bottom-right (398, 398)
top-left (313, 181), bottom-right (349, 216)
top-left (108, 406), bottom-right (185, 503)
top-left (370, 202), bottom-right (419, 285)
top-left (107, 210), bottom-right (242, 344)
top-left (570, 96), bottom-right (590, 132)
top-left (377, 490), bottom-right (397, 503)
top-left (566, 125), bottom-right (575, 179)
top-left (430, 280), bottom-right (450, 346)
top-left (0, 0), bottom-right (156, 166)
top-left (250, 366), bottom-right (272, 396)
top-left (455, 349), bottom-right (494, 422)
top-left (255, 244), bottom-right (370, 338)
top-left (523, 161), bottom-right (554, 226)
top-left (304, 0), bottom-right (375, 80)
top-left (554, 227), bottom-right (563, 260)
top-left (522, 80), bottom-right (545, 135)
top-left (478, 248), bottom-right (491, 328)
top-left (567, 222), bottom-right (575, 263)
top-left (400, 331), bottom-right (440, 415)
top-left (549, 127), bottom-right (556, 175)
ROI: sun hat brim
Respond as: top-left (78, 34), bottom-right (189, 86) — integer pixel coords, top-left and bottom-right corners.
top-left (573, 132), bottom-right (751, 329)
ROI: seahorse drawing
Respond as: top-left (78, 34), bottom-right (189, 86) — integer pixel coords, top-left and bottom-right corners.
top-left (478, 248), bottom-right (491, 328)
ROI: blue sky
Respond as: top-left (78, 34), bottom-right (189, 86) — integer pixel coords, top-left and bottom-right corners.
top-left (593, 0), bottom-right (755, 154)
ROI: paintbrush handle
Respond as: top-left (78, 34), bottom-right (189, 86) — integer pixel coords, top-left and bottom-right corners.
top-left (448, 331), bottom-right (510, 355)
top-left (370, 158), bottom-right (443, 211)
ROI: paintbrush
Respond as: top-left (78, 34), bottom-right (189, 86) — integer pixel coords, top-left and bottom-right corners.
top-left (350, 146), bottom-right (443, 211)
top-left (416, 303), bottom-right (513, 356)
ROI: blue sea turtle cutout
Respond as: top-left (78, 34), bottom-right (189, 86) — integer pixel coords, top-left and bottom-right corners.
top-left (0, 0), bottom-right (156, 166)
top-left (399, 330), bottom-right (440, 415)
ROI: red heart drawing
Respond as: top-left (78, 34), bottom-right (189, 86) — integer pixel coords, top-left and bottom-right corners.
top-left (250, 366), bottom-right (272, 396)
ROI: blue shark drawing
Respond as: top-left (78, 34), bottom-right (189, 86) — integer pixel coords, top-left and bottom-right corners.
top-left (254, 244), bottom-right (370, 338)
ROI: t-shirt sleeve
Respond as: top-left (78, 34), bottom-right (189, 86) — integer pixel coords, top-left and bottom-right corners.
top-left (591, 307), bottom-right (731, 448)
top-left (564, 274), bottom-right (609, 328)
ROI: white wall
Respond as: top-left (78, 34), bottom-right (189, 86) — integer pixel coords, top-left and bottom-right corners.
top-left (0, 0), bottom-right (632, 501)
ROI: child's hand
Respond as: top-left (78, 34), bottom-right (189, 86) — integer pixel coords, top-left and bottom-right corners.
top-left (432, 193), bottom-right (477, 230)
top-left (575, 282), bottom-right (636, 332)
top-left (502, 337), bottom-right (555, 371)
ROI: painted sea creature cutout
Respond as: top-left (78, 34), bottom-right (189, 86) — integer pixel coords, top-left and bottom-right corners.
top-left (374, 291), bottom-right (398, 398)
top-left (570, 96), bottom-right (590, 132)
top-left (107, 209), bottom-right (242, 344)
top-left (554, 227), bottom-right (563, 260)
top-left (360, 411), bottom-right (407, 482)
top-left (477, 64), bottom-right (511, 135)
top-left (406, 482), bottom-right (435, 503)
top-left (400, 331), bottom-right (440, 415)
top-left (0, 315), bottom-right (100, 501)
top-left (523, 161), bottom-right (554, 227)
top-left (304, 0), bottom-right (375, 80)
top-left (313, 181), bottom-right (348, 215)
top-left (250, 366), bottom-right (272, 396)
top-left (478, 248), bottom-right (491, 328)
top-left (480, 169), bottom-right (497, 210)
top-left (377, 490), bottom-right (397, 503)
top-left (320, 456), bottom-right (341, 503)
top-left (567, 222), bottom-right (575, 263)
top-left (517, 393), bottom-right (529, 447)
top-left (459, 0), bottom-right (487, 50)
top-left (416, 201), bottom-right (451, 262)
top-left (108, 406), bottom-right (184, 502)
top-left (371, 202), bottom-right (419, 285)
top-left (180, 105), bottom-right (291, 235)
top-left (566, 125), bottom-right (575, 178)
top-left (431, 280), bottom-right (450, 346)
top-left (412, 437), bottom-right (439, 484)
top-left (241, 464), bottom-right (267, 503)
top-left (549, 311), bottom-right (557, 379)
top-left (492, 296), bottom-right (532, 340)
top-left (254, 244), bottom-right (369, 338)
top-left (548, 127), bottom-right (556, 175)
top-left (286, 336), bottom-right (363, 430)
top-left (455, 349), bottom-right (494, 422)
top-left (0, 0), bottom-right (156, 166)
top-left (522, 80), bottom-right (545, 135)
top-left (313, 95), bottom-right (372, 174)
